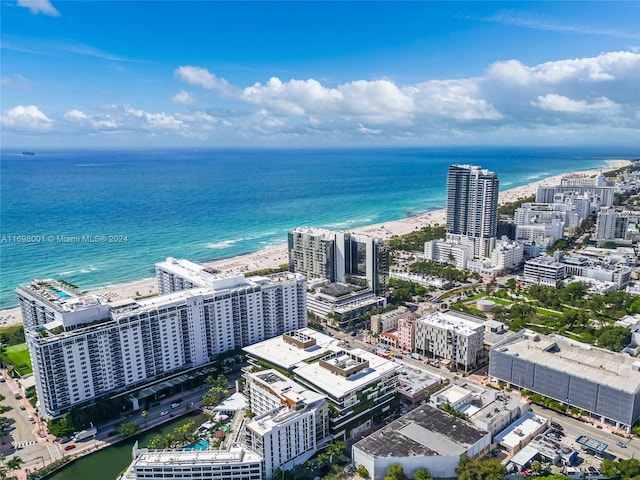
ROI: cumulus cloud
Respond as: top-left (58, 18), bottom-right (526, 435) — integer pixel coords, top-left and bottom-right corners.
top-left (65, 109), bottom-right (117, 128)
top-left (4, 50), bottom-right (639, 145)
top-left (17, 0), bottom-right (60, 17)
top-left (533, 94), bottom-right (620, 113)
top-left (174, 66), bottom-right (236, 96)
top-left (487, 51), bottom-right (638, 85)
top-left (1, 105), bottom-right (53, 131)
top-left (172, 90), bottom-right (195, 105)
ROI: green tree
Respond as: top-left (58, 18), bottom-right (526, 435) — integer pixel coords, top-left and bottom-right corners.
top-left (456, 457), bottom-right (505, 480)
top-left (384, 463), bottom-right (409, 480)
top-left (617, 458), bottom-right (640, 479)
top-left (356, 464), bottom-right (370, 479)
top-left (413, 467), bottom-right (433, 480)
top-left (47, 413), bottom-right (76, 438)
top-left (117, 420), bottom-right (140, 437)
top-left (6, 456), bottom-right (23, 476)
top-left (595, 325), bottom-right (632, 351)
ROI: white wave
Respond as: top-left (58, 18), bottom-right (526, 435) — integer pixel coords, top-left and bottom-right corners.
top-left (206, 239), bottom-right (237, 250)
top-left (75, 163), bottom-right (103, 167)
top-left (80, 265), bottom-right (99, 274)
top-left (322, 217), bottom-right (375, 229)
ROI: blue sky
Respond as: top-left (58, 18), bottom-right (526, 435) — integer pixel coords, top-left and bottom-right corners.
top-left (1, 1), bottom-right (639, 148)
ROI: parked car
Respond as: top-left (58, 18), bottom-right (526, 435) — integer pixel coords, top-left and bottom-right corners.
top-left (64, 444), bottom-right (76, 451)
top-left (551, 421), bottom-right (563, 430)
top-left (19, 405), bottom-right (26, 411)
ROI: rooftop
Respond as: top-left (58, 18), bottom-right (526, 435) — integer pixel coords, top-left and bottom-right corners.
top-left (353, 404), bottom-right (489, 458)
top-left (131, 446), bottom-right (262, 468)
top-left (494, 411), bottom-right (548, 449)
top-left (243, 328), bottom-right (340, 370)
top-left (494, 331), bottom-right (640, 393)
top-left (294, 348), bottom-right (401, 398)
top-left (418, 310), bottom-right (485, 336)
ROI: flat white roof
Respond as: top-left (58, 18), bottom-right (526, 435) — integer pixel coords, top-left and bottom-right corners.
top-left (294, 348), bottom-right (402, 398)
top-left (243, 328), bottom-right (341, 370)
top-left (495, 411), bottom-right (547, 449)
top-left (133, 446), bottom-right (262, 467)
top-left (418, 310), bottom-right (484, 336)
top-left (212, 392), bottom-right (247, 412)
top-left (435, 385), bottom-right (472, 405)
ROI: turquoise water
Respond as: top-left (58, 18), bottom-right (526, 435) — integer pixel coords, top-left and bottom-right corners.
top-left (1, 146), bottom-right (637, 309)
top-left (185, 438), bottom-right (210, 451)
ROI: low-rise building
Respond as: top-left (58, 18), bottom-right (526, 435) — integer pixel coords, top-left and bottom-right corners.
top-left (352, 404), bottom-right (491, 480)
top-left (123, 444), bottom-right (263, 480)
top-left (522, 255), bottom-right (566, 286)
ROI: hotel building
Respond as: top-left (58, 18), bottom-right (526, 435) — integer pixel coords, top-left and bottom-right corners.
top-left (17, 260), bottom-right (307, 420)
top-left (288, 227), bottom-right (389, 294)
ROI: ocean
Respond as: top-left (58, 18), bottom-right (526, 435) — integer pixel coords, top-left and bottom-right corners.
top-left (0, 146), bottom-right (637, 309)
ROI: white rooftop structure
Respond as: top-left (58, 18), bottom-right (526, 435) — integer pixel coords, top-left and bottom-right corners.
top-left (243, 328), bottom-right (341, 371)
top-left (494, 411), bottom-right (548, 451)
top-left (294, 348), bottom-right (402, 398)
top-left (418, 310), bottom-right (484, 337)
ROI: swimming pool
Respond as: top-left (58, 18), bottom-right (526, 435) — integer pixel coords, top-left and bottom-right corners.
top-left (184, 439), bottom-right (209, 451)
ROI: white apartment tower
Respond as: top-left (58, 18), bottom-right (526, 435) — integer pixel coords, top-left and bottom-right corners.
top-left (18, 261), bottom-right (307, 420)
top-left (244, 370), bottom-right (330, 478)
top-left (446, 164), bottom-right (499, 259)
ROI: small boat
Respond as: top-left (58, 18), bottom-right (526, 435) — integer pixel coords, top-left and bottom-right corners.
top-left (22, 151), bottom-right (35, 156)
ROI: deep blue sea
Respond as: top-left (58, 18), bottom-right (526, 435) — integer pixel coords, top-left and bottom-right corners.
top-left (1, 146), bottom-right (638, 309)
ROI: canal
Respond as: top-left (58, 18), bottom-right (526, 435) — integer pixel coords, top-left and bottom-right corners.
top-left (47, 411), bottom-right (209, 480)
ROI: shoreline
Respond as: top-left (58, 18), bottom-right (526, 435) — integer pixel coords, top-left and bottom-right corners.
top-left (0, 158), bottom-right (631, 326)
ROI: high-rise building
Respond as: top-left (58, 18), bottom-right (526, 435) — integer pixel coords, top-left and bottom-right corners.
top-left (288, 228), bottom-right (389, 294)
top-left (17, 261), bottom-right (307, 420)
top-left (446, 164), bottom-right (499, 259)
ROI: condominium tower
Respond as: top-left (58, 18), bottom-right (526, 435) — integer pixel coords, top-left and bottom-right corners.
top-left (446, 164), bottom-right (499, 259)
top-left (17, 259), bottom-right (307, 419)
top-left (288, 228), bottom-right (389, 294)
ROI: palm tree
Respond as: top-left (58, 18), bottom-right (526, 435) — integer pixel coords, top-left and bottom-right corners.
top-left (6, 456), bottom-right (23, 476)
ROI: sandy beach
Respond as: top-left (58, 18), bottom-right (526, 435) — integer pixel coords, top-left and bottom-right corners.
top-left (0, 159), bottom-right (631, 326)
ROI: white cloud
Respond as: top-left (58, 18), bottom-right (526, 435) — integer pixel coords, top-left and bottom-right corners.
top-left (17, 0), bottom-right (60, 17)
top-left (533, 94), bottom-right (620, 113)
top-left (172, 90), bottom-right (195, 105)
top-left (1, 74), bottom-right (32, 90)
top-left (487, 51), bottom-right (639, 85)
top-left (4, 50), bottom-right (639, 146)
top-left (1, 105), bottom-right (53, 131)
top-left (174, 66), bottom-right (236, 96)
top-left (65, 109), bottom-right (117, 128)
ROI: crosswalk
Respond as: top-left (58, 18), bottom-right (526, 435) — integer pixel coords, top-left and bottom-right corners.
top-left (48, 443), bottom-right (63, 461)
top-left (12, 440), bottom-right (36, 449)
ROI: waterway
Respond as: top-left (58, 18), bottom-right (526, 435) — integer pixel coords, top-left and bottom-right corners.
top-left (47, 411), bottom-right (209, 480)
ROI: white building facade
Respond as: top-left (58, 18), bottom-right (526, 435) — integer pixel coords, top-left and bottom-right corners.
top-left (19, 265), bottom-right (307, 419)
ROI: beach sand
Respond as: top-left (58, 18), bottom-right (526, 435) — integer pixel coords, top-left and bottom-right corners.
top-left (0, 159), bottom-right (631, 326)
